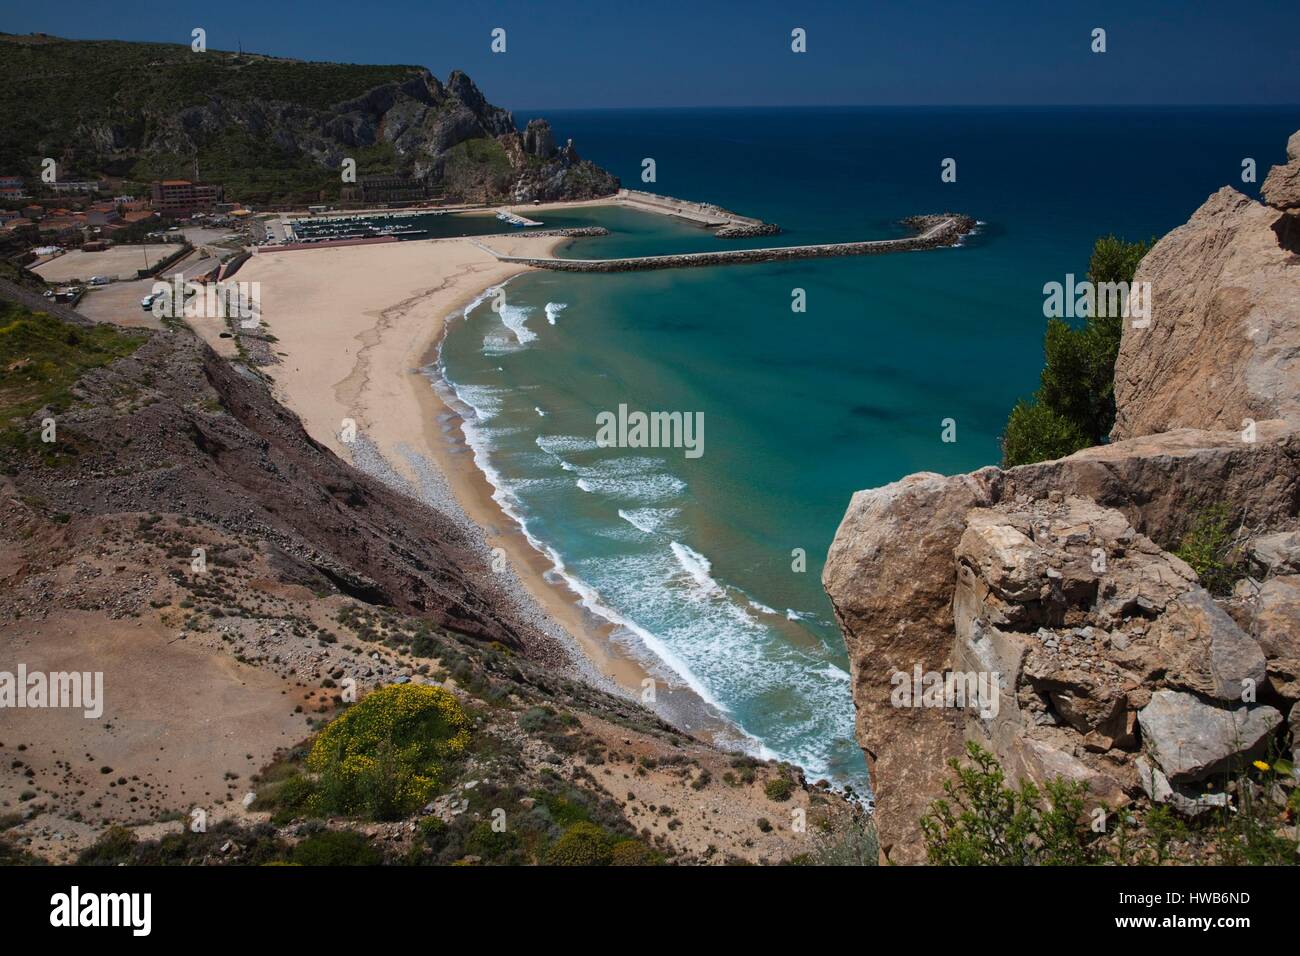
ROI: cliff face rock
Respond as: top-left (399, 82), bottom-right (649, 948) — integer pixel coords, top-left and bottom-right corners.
top-left (825, 468), bottom-right (1293, 861)
top-left (823, 472), bottom-right (994, 860)
top-left (825, 129), bottom-right (1300, 863)
top-left (1111, 186), bottom-right (1300, 441)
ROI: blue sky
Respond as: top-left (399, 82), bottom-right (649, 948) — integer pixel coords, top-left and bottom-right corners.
top-left (4, 0), bottom-right (1298, 109)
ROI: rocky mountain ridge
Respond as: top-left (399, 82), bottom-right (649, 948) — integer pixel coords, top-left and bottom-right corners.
top-left (0, 33), bottom-right (618, 204)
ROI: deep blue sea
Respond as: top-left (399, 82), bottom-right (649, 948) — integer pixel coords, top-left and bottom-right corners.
top-left (439, 107), bottom-right (1298, 786)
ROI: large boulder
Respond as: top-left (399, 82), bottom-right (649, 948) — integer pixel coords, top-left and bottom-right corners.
top-left (1111, 186), bottom-right (1300, 440)
top-left (1261, 130), bottom-right (1300, 209)
top-left (1150, 590), bottom-right (1266, 700)
top-left (823, 470), bottom-right (995, 863)
top-left (1253, 575), bottom-right (1300, 660)
top-left (1137, 689), bottom-right (1281, 782)
top-left (1250, 530), bottom-right (1300, 575)
top-left (827, 468), bottom-right (1291, 855)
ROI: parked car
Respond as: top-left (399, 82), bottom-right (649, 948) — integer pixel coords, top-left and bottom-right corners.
top-left (140, 294), bottom-right (156, 310)
top-left (89, 275), bottom-right (109, 285)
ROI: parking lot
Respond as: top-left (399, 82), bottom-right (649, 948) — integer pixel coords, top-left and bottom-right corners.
top-left (72, 252), bottom-right (226, 330)
top-left (72, 277), bottom-right (167, 329)
top-left (31, 243), bottom-right (181, 283)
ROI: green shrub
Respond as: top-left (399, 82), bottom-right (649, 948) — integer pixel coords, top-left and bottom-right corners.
top-left (77, 825), bottom-right (139, 866)
top-left (543, 821), bottom-right (612, 866)
top-left (253, 773), bottom-right (318, 825)
top-left (307, 684), bottom-right (471, 820)
top-left (1173, 504), bottom-right (1246, 596)
top-left (290, 829), bottom-right (382, 866)
top-left (464, 820), bottom-right (521, 862)
top-left (609, 838), bottom-right (660, 866)
top-left (1001, 399), bottom-right (1090, 467)
top-left (921, 742), bottom-right (1094, 865)
top-left (764, 778), bottom-right (793, 802)
top-left (924, 742), bottom-right (1299, 866)
top-left (798, 816), bottom-right (880, 866)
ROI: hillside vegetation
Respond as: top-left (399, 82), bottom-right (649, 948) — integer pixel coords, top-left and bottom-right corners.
top-left (0, 33), bottom-right (617, 206)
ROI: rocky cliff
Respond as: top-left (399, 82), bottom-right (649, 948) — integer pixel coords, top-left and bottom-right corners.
top-left (0, 33), bottom-right (618, 204)
top-left (824, 129), bottom-right (1300, 863)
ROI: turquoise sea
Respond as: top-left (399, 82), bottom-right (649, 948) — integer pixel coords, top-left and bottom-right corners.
top-left (438, 107), bottom-right (1298, 786)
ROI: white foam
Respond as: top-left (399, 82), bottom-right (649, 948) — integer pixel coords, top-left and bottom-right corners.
top-left (617, 507), bottom-right (678, 534)
top-left (535, 434), bottom-right (599, 455)
top-left (544, 302), bottom-right (567, 325)
top-left (670, 541), bottom-right (724, 597)
top-left (499, 301), bottom-right (537, 344)
top-left (574, 473), bottom-right (686, 503)
top-left (534, 406), bottom-right (546, 417)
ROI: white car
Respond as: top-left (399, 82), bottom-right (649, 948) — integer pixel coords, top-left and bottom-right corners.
top-left (89, 276), bottom-right (109, 285)
top-left (141, 294), bottom-right (156, 310)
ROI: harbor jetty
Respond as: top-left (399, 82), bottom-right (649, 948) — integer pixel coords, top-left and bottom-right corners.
top-left (616, 188), bottom-right (782, 237)
top-left (476, 214), bottom-right (977, 273)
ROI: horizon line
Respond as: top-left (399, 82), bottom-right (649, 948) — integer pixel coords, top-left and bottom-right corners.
top-left (513, 102), bottom-right (1300, 113)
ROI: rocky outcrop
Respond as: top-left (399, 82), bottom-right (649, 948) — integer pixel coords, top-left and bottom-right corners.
top-left (826, 466), bottom-right (1298, 861)
top-left (825, 129), bottom-right (1300, 863)
top-left (501, 133), bottom-right (619, 204)
top-left (1111, 187), bottom-right (1300, 440)
top-left (1261, 130), bottom-right (1300, 209)
top-left (522, 119), bottom-right (557, 159)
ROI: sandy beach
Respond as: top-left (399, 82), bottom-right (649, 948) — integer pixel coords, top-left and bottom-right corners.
top-left (227, 228), bottom-right (738, 743)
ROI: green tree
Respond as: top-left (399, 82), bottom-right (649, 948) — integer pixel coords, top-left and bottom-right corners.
top-left (1001, 399), bottom-right (1090, 468)
top-left (1001, 234), bottom-right (1152, 466)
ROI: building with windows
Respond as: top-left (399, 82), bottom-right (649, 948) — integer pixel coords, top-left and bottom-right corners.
top-left (0, 175), bottom-right (25, 199)
top-left (150, 179), bottom-right (223, 215)
top-left (340, 174), bottom-right (436, 205)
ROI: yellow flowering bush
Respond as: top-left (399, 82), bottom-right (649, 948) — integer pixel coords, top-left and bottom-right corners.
top-left (308, 684), bottom-right (471, 820)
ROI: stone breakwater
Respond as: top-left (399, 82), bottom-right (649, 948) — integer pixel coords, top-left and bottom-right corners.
top-left (517, 226), bottom-right (610, 239)
top-left (617, 188), bottom-right (782, 238)
top-left (483, 214), bottom-right (977, 273)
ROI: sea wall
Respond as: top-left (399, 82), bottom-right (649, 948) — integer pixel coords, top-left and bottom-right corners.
top-left (488, 215), bottom-right (975, 272)
top-left (617, 187), bottom-right (781, 236)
